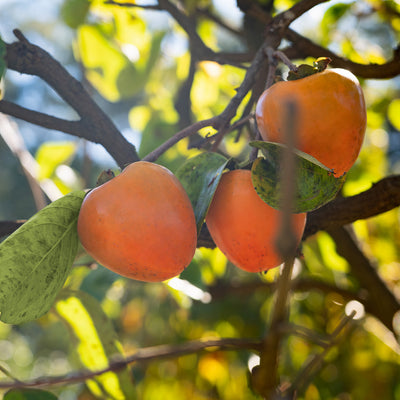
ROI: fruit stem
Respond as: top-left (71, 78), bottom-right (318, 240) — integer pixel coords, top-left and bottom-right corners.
top-left (273, 50), bottom-right (298, 72)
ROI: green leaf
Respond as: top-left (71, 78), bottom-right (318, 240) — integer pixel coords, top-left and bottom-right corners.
top-left (250, 141), bottom-right (345, 213)
top-left (35, 141), bottom-right (77, 181)
top-left (55, 290), bottom-right (136, 399)
top-left (388, 98), bottom-right (400, 131)
top-left (77, 24), bottom-right (139, 101)
top-left (76, 25), bottom-right (164, 102)
top-left (61, 0), bottom-right (91, 29)
top-left (0, 191), bottom-right (85, 324)
top-left (320, 2), bottom-right (352, 45)
top-left (4, 389), bottom-right (58, 400)
top-left (176, 152), bottom-right (229, 234)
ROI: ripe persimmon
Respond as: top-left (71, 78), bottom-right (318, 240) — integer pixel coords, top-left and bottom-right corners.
top-left (205, 169), bottom-right (306, 273)
top-left (255, 68), bottom-right (366, 177)
top-left (77, 161), bottom-right (197, 282)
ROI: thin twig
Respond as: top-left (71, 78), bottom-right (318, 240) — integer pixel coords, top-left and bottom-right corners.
top-left (278, 323), bottom-right (330, 348)
top-left (142, 117), bottom-right (218, 162)
top-left (104, 0), bottom-right (161, 10)
top-left (0, 365), bottom-right (21, 384)
top-left (0, 337), bottom-right (261, 389)
top-left (195, 6), bottom-right (243, 37)
top-left (285, 311), bottom-right (356, 396)
top-left (0, 114), bottom-right (63, 208)
top-left (140, 0), bottom-right (306, 161)
top-left (0, 100), bottom-right (84, 138)
top-left (277, 0), bottom-right (330, 27)
top-left (273, 50), bottom-right (298, 71)
top-left (158, 0), bottom-right (216, 61)
top-left (208, 277), bottom-right (362, 304)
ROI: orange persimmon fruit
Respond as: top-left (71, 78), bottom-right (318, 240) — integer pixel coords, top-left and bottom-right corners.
top-left (77, 161), bottom-right (197, 282)
top-left (255, 68), bottom-right (367, 177)
top-left (205, 169), bottom-right (307, 273)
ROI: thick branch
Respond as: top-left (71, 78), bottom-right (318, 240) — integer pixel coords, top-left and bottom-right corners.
top-left (3, 174), bottom-right (400, 246)
top-left (327, 226), bottom-right (400, 333)
top-left (239, 1), bottom-right (400, 79)
top-left (197, 175), bottom-right (400, 248)
top-left (209, 276), bottom-right (362, 304)
top-left (304, 175), bottom-right (400, 238)
top-left (284, 30), bottom-right (400, 79)
top-left (4, 30), bottom-right (139, 168)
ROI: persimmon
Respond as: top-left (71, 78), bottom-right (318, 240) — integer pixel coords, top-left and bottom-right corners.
top-left (77, 161), bottom-right (197, 282)
top-left (255, 68), bottom-right (367, 177)
top-left (205, 169), bottom-right (306, 273)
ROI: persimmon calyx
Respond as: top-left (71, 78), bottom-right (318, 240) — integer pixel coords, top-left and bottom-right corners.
top-left (96, 169), bottom-right (116, 186)
top-left (287, 57), bottom-right (332, 81)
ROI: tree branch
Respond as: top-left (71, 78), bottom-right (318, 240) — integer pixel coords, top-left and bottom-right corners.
top-left (0, 337), bottom-right (261, 389)
top-left (0, 100), bottom-right (82, 137)
top-left (284, 30), bottom-right (400, 79)
top-left (208, 277), bottom-right (362, 304)
top-left (142, 117), bottom-right (218, 162)
top-left (239, 1), bottom-right (400, 80)
top-left (3, 30), bottom-right (140, 169)
top-left (327, 226), bottom-right (400, 333)
top-left (3, 173), bottom-right (400, 249)
top-left (276, 0), bottom-right (330, 27)
top-left (285, 311), bottom-right (356, 397)
top-left (141, 1), bottom-right (290, 161)
top-left (106, 0), bottom-right (251, 66)
top-left (157, 0), bottom-right (216, 60)
top-left (304, 175), bottom-right (400, 239)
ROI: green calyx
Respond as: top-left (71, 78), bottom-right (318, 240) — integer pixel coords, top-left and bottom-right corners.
top-left (287, 57), bottom-right (332, 81)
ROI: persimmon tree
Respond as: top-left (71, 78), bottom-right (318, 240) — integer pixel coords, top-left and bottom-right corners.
top-left (1, 0), bottom-right (400, 399)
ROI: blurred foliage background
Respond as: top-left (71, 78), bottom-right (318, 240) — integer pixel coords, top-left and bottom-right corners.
top-left (1, 0), bottom-right (400, 399)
